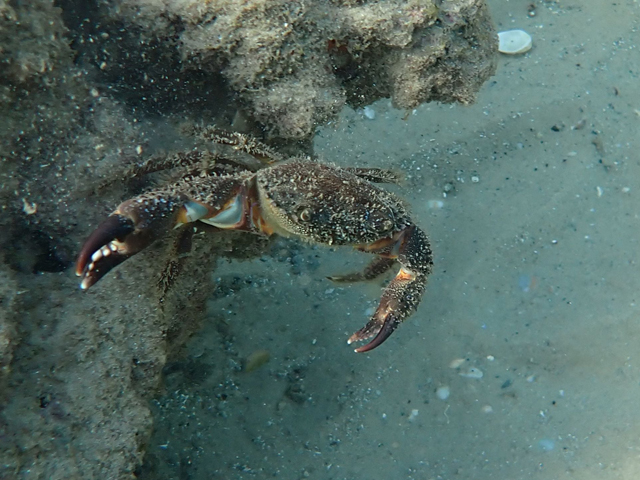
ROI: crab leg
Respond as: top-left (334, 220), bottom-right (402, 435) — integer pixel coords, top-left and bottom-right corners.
top-left (348, 225), bottom-right (433, 353)
top-left (328, 257), bottom-right (396, 282)
top-left (343, 167), bottom-right (402, 184)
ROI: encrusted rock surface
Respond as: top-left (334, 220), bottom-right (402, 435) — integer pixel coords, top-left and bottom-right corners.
top-left (87, 0), bottom-right (496, 141)
top-left (1, 2), bottom-right (175, 478)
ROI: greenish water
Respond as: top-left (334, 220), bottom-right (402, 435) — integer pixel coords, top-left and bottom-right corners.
top-left (144, 1), bottom-right (640, 478)
top-left (3, 1), bottom-right (640, 479)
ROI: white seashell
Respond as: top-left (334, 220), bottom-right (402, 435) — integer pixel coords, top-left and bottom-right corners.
top-left (497, 29), bottom-right (532, 55)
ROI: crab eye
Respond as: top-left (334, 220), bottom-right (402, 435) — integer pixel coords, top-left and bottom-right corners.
top-left (371, 214), bottom-right (394, 233)
top-left (297, 207), bottom-right (312, 222)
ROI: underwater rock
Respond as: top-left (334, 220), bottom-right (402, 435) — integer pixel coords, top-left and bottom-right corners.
top-left (87, 0), bottom-right (497, 141)
top-left (0, 261), bottom-right (17, 388)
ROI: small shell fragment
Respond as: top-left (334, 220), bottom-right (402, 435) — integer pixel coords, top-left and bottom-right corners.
top-left (449, 358), bottom-right (466, 369)
top-left (498, 29), bottom-right (532, 55)
top-left (408, 409), bottom-right (419, 422)
top-left (459, 367), bottom-right (484, 379)
top-left (22, 198), bottom-right (37, 215)
top-left (244, 349), bottom-right (271, 372)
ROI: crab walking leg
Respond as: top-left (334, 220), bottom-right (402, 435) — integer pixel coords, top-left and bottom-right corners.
top-left (343, 167), bottom-right (402, 185)
top-left (349, 225), bottom-right (433, 353)
top-left (327, 256), bottom-right (396, 282)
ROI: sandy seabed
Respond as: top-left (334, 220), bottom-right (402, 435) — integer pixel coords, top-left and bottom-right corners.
top-left (142, 1), bottom-right (640, 479)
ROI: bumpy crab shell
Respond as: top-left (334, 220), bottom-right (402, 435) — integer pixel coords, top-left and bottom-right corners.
top-left (76, 130), bottom-right (433, 352)
top-left (256, 161), bottom-right (407, 244)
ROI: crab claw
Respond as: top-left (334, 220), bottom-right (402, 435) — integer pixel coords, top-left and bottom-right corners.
top-left (76, 193), bottom-right (186, 290)
top-left (75, 214), bottom-right (137, 289)
top-left (348, 225), bottom-right (433, 353)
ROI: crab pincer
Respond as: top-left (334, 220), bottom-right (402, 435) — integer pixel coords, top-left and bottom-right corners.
top-left (345, 225), bottom-right (432, 352)
top-left (76, 192), bottom-right (187, 289)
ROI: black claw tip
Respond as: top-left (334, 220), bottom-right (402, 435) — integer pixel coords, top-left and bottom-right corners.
top-left (353, 318), bottom-right (400, 353)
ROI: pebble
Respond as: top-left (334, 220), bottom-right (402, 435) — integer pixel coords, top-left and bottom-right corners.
top-left (363, 106), bottom-right (376, 119)
top-left (408, 409), bottom-right (419, 422)
top-left (436, 386), bottom-right (450, 401)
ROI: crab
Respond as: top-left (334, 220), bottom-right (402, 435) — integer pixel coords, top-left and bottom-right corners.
top-left (75, 128), bottom-right (433, 352)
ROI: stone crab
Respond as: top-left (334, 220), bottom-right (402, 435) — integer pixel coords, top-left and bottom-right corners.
top-left (75, 128), bottom-right (433, 352)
